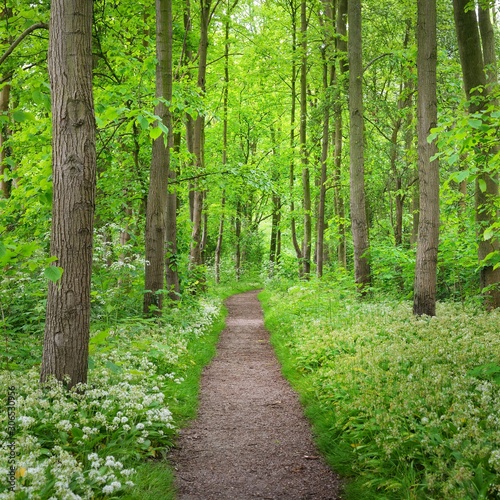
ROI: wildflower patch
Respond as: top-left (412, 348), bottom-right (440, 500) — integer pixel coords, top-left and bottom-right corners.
top-left (0, 298), bottom-right (221, 498)
top-left (261, 285), bottom-right (500, 499)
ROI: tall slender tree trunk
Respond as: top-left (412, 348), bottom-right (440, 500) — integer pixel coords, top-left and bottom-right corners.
top-left (235, 201), bottom-right (242, 279)
top-left (317, 0), bottom-right (333, 278)
top-left (215, 193), bottom-right (225, 283)
top-left (333, 0), bottom-right (347, 268)
top-left (0, 83), bottom-right (11, 198)
top-left (144, 0), bottom-right (173, 314)
top-left (40, 0), bottom-right (96, 387)
top-left (288, 0), bottom-right (302, 266)
top-left (163, 0), bottom-right (180, 301)
top-left (0, 7), bottom-right (13, 199)
top-left (189, 0), bottom-right (211, 270)
top-left (300, 0), bottom-right (311, 276)
top-left (269, 127), bottom-right (281, 269)
top-left (215, 13), bottom-right (230, 283)
top-left (348, 0), bottom-right (370, 292)
top-left (453, 0), bottom-right (500, 309)
top-left (413, 0), bottom-right (439, 316)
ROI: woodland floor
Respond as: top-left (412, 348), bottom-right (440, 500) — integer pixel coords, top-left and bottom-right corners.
top-left (169, 290), bottom-right (343, 499)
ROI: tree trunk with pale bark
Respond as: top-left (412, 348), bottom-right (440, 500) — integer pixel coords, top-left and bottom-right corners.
top-left (348, 0), bottom-right (371, 292)
top-left (413, 0), bottom-right (439, 316)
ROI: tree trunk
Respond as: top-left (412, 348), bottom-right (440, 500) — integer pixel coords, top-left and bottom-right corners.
top-left (413, 0), bottom-right (439, 316)
top-left (300, 0), bottom-right (311, 277)
top-left (348, 0), bottom-right (371, 292)
top-left (40, 0), bottom-right (96, 387)
top-left (453, 0), bottom-right (500, 309)
top-left (235, 201), bottom-right (242, 279)
top-left (163, 0), bottom-right (180, 301)
top-left (215, 193), bottom-right (225, 283)
top-left (317, 0), bottom-right (333, 278)
top-left (288, 0), bottom-right (302, 266)
top-left (334, 0), bottom-right (347, 268)
top-left (215, 12), bottom-right (231, 284)
top-left (144, 0), bottom-right (173, 315)
top-left (189, 0), bottom-right (211, 270)
top-left (269, 127), bottom-right (281, 269)
top-left (0, 83), bottom-right (11, 198)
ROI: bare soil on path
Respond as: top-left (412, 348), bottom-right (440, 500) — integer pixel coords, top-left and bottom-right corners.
top-left (169, 290), bottom-right (343, 499)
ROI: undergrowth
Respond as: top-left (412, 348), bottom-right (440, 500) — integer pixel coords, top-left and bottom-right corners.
top-left (260, 281), bottom-right (500, 500)
top-left (0, 294), bottom-right (226, 499)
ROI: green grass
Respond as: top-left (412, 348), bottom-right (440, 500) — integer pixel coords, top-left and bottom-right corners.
top-left (259, 283), bottom-right (500, 500)
top-left (123, 462), bottom-right (176, 500)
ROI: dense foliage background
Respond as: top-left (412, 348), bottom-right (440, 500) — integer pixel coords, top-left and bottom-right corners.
top-left (1, 0), bottom-right (500, 497)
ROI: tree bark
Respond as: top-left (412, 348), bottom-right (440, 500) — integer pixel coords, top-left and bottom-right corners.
top-left (164, 0), bottom-right (180, 301)
top-left (40, 0), bottom-right (96, 387)
top-left (288, 0), bottom-right (302, 266)
top-left (413, 0), bottom-right (439, 316)
top-left (0, 83), bottom-right (11, 198)
top-left (215, 12), bottom-right (231, 284)
top-left (333, 0), bottom-right (347, 268)
top-left (316, 0), bottom-right (333, 278)
top-left (453, 0), bottom-right (500, 309)
top-left (348, 0), bottom-right (371, 292)
top-left (189, 0), bottom-right (211, 270)
top-left (144, 0), bottom-right (173, 314)
top-left (300, 0), bottom-right (311, 277)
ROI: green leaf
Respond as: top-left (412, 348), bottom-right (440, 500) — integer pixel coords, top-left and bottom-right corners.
top-left (447, 153), bottom-right (459, 166)
top-left (478, 178), bottom-right (487, 192)
top-left (468, 118), bottom-right (482, 129)
top-left (150, 126), bottom-right (162, 140)
top-left (72, 427), bottom-right (84, 440)
top-left (483, 227), bottom-right (495, 241)
top-left (13, 110), bottom-right (28, 122)
top-left (452, 170), bottom-right (470, 183)
top-left (427, 131), bottom-right (438, 143)
top-left (105, 360), bottom-right (123, 374)
top-left (44, 266), bottom-right (63, 283)
top-left (90, 329), bottom-right (111, 345)
top-left (137, 115), bottom-right (149, 131)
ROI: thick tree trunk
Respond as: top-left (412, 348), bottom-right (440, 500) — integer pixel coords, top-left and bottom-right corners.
top-left (453, 0), bottom-right (500, 309)
top-left (348, 0), bottom-right (371, 292)
top-left (413, 0), bottom-right (439, 316)
top-left (300, 0), bottom-right (311, 277)
top-left (144, 0), bottom-right (173, 314)
top-left (40, 0), bottom-right (96, 387)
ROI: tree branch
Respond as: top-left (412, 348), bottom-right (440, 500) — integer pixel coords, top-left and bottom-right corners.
top-left (363, 52), bottom-right (393, 74)
top-left (0, 22), bottom-right (49, 67)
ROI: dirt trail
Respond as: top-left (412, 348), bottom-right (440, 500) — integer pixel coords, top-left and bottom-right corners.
top-left (169, 290), bottom-right (343, 499)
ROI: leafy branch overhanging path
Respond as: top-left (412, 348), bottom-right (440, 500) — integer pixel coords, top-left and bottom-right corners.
top-left (170, 290), bottom-right (342, 499)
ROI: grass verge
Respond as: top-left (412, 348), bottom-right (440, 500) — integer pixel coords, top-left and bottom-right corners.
top-left (259, 283), bottom-right (500, 500)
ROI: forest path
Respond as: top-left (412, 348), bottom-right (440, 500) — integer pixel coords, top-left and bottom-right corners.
top-left (169, 290), bottom-right (343, 499)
